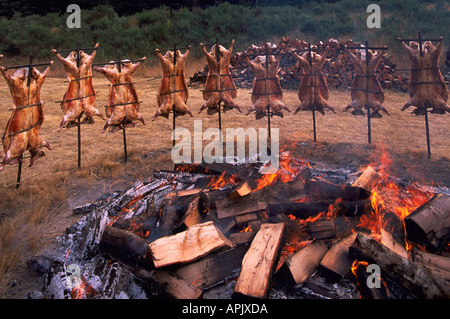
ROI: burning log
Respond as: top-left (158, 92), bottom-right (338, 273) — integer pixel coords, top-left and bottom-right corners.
top-left (305, 179), bottom-right (371, 201)
top-left (99, 226), bottom-right (150, 270)
top-left (148, 221), bottom-right (235, 268)
top-left (404, 193), bottom-right (450, 252)
top-left (349, 233), bottom-right (450, 298)
top-left (412, 249), bottom-right (450, 283)
top-left (276, 240), bottom-right (328, 286)
top-left (229, 231), bottom-right (256, 246)
top-left (352, 166), bottom-right (380, 191)
top-left (233, 223), bottom-right (285, 298)
top-left (267, 199), bottom-right (371, 218)
top-left (352, 262), bottom-right (389, 299)
top-left (175, 245), bottom-right (250, 290)
top-left (216, 179), bottom-right (305, 219)
top-left (319, 232), bottom-right (358, 281)
top-left (151, 271), bottom-right (203, 299)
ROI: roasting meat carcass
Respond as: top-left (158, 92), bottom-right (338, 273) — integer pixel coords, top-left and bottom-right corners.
top-left (153, 47), bottom-right (193, 120)
top-left (344, 48), bottom-right (390, 118)
top-left (398, 37), bottom-right (449, 115)
top-left (52, 43), bottom-right (106, 131)
top-left (198, 40), bottom-right (242, 115)
top-left (290, 49), bottom-right (336, 115)
top-left (0, 64), bottom-right (53, 171)
top-left (94, 59), bottom-right (146, 133)
top-left (243, 48), bottom-right (291, 119)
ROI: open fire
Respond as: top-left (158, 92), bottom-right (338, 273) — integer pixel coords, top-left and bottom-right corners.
top-left (39, 151), bottom-right (449, 299)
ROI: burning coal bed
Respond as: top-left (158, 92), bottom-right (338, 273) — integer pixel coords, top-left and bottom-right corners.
top-left (34, 153), bottom-right (450, 299)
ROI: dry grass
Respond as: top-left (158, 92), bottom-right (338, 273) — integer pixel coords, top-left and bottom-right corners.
top-left (0, 60), bottom-right (448, 298)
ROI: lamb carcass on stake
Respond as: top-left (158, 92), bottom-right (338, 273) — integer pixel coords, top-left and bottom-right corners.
top-left (52, 43), bottom-right (106, 131)
top-left (0, 63), bottom-right (53, 171)
top-left (153, 46), bottom-right (193, 120)
top-left (398, 37), bottom-right (449, 115)
top-left (94, 58), bottom-right (146, 133)
top-left (199, 39), bottom-right (242, 115)
top-left (290, 49), bottom-right (336, 115)
top-left (242, 47), bottom-right (291, 119)
top-left (344, 48), bottom-right (390, 118)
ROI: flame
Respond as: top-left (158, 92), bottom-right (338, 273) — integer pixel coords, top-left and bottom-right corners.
top-left (351, 260), bottom-right (369, 277)
top-left (71, 277), bottom-right (97, 299)
top-left (356, 149), bottom-right (434, 249)
top-left (240, 224), bottom-right (253, 232)
top-left (207, 172), bottom-right (238, 190)
top-left (253, 152), bottom-right (311, 191)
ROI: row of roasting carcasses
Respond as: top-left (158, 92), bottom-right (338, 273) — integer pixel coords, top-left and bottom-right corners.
top-left (0, 38), bottom-right (448, 171)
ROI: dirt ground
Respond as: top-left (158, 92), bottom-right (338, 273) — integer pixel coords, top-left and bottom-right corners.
top-left (0, 67), bottom-right (449, 298)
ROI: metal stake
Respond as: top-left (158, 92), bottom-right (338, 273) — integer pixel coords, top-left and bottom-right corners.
top-left (365, 41), bottom-right (371, 144)
top-left (308, 43), bottom-right (317, 142)
top-left (15, 155), bottom-right (23, 189)
top-left (77, 114), bottom-right (82, 168)
top-left (215, 39), bottom-right (223, 140)
top-left (397, 32), bottom-right (443, 158)
top-left (172, 44), bottom-right (177, 148)
top-left (425, 109), bottom-right (431, 159)
top-left (122, 119), bottom-right (128, 162)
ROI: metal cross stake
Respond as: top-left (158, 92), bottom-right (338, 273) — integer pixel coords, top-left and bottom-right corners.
top-left (200, 39), bottom-right (235, 141)
top-left (397, 32), bottom-right (443, 158)
top-left (347, 41), bottom-right (388, 144)
top-left (294, 43), bottom-right (325, 142)
top-left (93, 50), bottom-right (146, 162)
top-left (156, 44), bottom-right (191, 148)
top-left (3, 54), bottom-right (52, 188)
top-left (55, 42), bottom-right (97, 168)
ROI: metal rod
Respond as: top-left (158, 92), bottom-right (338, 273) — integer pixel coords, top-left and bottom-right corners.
top-left (92, 58), bottom-right (146, 67)
top-left (264, 43), bottom-right (270, 134)
top-left (172, 44), bottom-right (177, 148)
top-left (77, 115), bottom-right (81, 168)
top-left (425, 109), bottom-right (431, 159)
top-left (55, 46), bottom-right (97, 54)
top-left (365, 41), bottom-right (371, 144)
top-left (76, 42), bottom-right (81, 68)
top-left (308, 43), bottom-right (317, 142)
top-left (123, 119), bottom-right (128, 162)
top-left (117, 50), bottom-right (121, 73)
top-left (15, 155), bottom-right (23, 189)
top-left (5, 62), bottom-right (52, 70)
top-left (215, 39), bottom-right (223, 140)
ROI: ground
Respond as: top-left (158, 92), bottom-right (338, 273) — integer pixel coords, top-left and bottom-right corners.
top-left (0, 64), bottom-right (448, 298)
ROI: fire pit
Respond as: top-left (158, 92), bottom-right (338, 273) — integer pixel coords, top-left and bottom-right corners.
top-left (35, 153), bottom-right (449, 299)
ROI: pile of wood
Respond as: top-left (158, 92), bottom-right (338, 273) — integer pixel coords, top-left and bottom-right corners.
top-left (42, 158), bottom-right (450, 299)
top-left (189, 37), bottom-right (409, 92)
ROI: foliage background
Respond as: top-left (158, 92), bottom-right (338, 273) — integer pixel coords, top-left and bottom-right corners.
top-left (0, 0), bottom-right (448, 65)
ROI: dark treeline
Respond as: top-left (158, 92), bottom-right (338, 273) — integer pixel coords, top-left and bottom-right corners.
top-left (0, 0), bottom-right (315, 17)
top-left (0, 0), bottom-right (447, 64)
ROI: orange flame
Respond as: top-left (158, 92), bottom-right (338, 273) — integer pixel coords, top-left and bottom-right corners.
top-left (253, 153), bottom-right (310, 191)
top-left (207, 172), bottom-right (238, 190)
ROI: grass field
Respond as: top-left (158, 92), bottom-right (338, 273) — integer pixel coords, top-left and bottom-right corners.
top-left (0, 61), bottom-right (448, 298)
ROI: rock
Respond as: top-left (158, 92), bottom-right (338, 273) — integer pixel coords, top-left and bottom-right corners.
top-left (28, 291), bottom-right (44, 299)
top-left (27, 255), bottom-right (55, 276)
